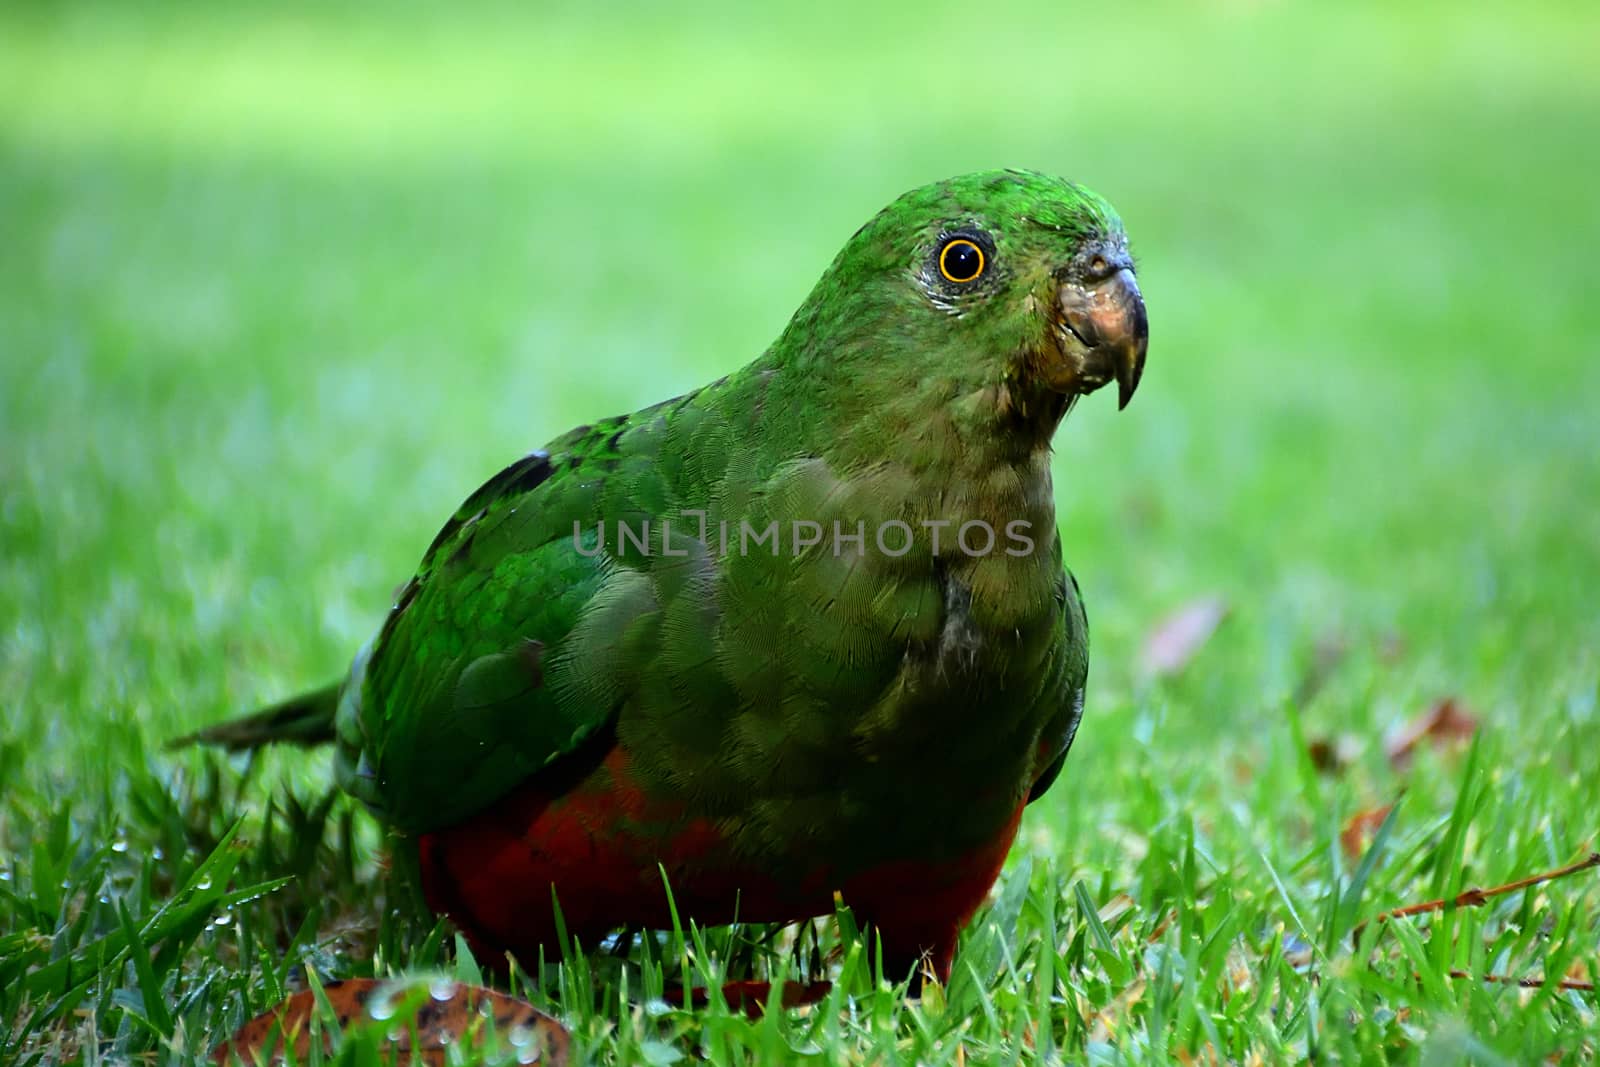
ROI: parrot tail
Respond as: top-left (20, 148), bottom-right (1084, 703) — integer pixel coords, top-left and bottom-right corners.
top-left (171, 682), bottom-right (340, 751)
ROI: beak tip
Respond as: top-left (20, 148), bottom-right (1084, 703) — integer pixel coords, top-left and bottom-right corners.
top-left (1115, 359), bottom-right (1143, 410)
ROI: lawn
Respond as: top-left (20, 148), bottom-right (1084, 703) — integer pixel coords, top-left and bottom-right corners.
top-left (3, 1), bottom-right (1598, 1063)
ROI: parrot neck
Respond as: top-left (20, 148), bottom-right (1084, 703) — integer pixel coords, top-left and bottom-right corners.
top-left (844, 378), bottom-right (1060, 532)
top-left (736, 353), bottom-right (1064, 539)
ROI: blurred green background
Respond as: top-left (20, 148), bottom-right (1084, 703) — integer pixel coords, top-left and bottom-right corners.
top-left (2, 1), bottom-right (1599, 1055)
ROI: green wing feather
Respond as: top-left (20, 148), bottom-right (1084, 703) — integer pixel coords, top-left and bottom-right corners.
top-left (336, 416), bottom-right (663, 831)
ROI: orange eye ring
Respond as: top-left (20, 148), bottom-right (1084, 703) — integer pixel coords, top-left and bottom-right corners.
top-left (938, 238), bottom-right (985, 283)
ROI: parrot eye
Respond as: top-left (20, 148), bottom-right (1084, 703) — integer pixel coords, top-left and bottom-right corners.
top-left (937, 238), bottom-right (986, 284)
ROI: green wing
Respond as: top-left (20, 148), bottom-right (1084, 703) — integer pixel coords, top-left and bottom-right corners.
top-left (333, 406), bottom-right (667, 832)
top-left (332, 378), bottom-right (761, 834)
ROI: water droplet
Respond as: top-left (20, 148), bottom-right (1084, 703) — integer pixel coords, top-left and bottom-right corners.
top-left (98, 895), bottom-right (111, 904)
top-left (368, 989), bottom-right (397, 1021)
top-left (111, 840), bottom-right (129, 854)
top-left (0, 871), bottom-right (12, 881)
top-left (213, 912), bottom-right (233, 927)
top-left (428, 977), bottom-right (456, 1002)
top-left (195, 876), bottom-right (213, 890)
top-left (151, 847), bottom-right (165, 861)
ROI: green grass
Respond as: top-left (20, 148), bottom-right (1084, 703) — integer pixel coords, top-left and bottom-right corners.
top-left (3, 0), bottom-right (1599, 1062)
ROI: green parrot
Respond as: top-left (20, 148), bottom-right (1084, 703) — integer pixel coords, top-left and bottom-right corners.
top-left (187, 169), bottom-right (1149, 986)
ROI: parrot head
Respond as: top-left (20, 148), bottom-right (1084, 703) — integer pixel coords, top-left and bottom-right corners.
top-left (784, 170), bottom-right (1148, 435)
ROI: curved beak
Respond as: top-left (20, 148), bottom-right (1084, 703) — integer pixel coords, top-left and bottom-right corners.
top-left (1055, 268), bottom-right (1149, 409)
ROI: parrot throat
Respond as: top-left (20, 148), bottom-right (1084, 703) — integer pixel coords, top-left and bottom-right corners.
top-left (824, 358), bottom-right (1064, 473)
top-left (793, 371), bottom-right (1062, 555)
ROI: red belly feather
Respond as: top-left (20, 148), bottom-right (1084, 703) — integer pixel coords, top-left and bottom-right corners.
top-left (417, 744), bottom-right (1024, 982)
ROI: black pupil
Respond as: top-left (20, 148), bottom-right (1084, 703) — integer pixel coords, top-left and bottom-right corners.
top-left (945, 241), bottom-right (980, 280)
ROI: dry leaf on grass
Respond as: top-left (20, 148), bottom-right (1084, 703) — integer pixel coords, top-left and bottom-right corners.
top-left (211, 977), bottom-right (569, 1066)
top-left (1139, 596), bottom-right (1229, 678)
top-left (1385, 697), bottom-right (1479, 769)
top-left (1340, 804), bottom-right (1394, 862)
top-left (1307, 734), bottom-right (1360, 775)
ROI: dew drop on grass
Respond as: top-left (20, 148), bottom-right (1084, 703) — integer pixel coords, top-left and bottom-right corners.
top-left (213, 911), bottom-right (233, 927)
top-left (428, 977), bottom-right (455, 1001)
top-left (151, 847), bottom-right (164, 861)
top-left (510, 1026), bottom-right (543, 1064)
top-left (111, 839), bottom-right (129, 854)
top-left (196, 876), bottom-right (213, 890)
top-left (368, 989), bottom-right (398, 1021)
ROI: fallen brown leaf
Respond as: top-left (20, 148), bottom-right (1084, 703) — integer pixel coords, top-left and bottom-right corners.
top-left (1139, 596), bottom-right (1229, 678)
top-left (1386, 697), bottom-right (1479, 769)
top-left (1339, 804), bottom-right (1394, 862)
top-left (1307, 734), bottom-right (1360, 776)
top-left (211, 977), bottom-right (569, 1066)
